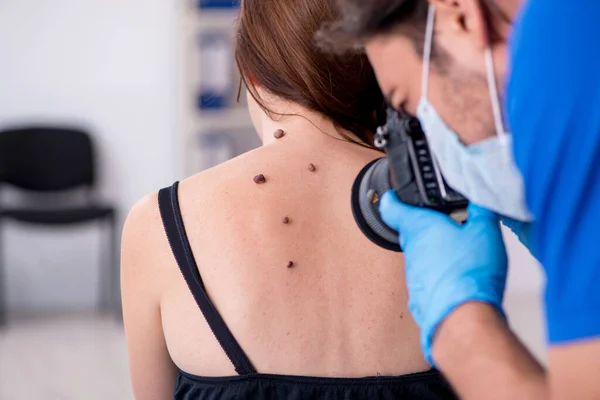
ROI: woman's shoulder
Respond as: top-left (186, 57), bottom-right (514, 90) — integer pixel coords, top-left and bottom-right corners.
top-left (121, 189), bottom-right (167, 263)
top-left (123, 140), bottom-right (383, 241)
top-left (121, 141), bottom-right (387, 277)
top-left (123, 148), bottom-right (263, 229)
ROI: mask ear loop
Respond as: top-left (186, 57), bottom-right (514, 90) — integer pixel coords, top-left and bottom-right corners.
top-left (421, 6), bottom-right (452, 199)
top-left (484, 48), bottom-right (506, 137)
top-left (421, 5), bottom-right (436, 102)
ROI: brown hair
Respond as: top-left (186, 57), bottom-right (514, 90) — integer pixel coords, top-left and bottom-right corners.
top-left (234, 0), bottom-right (386, 147)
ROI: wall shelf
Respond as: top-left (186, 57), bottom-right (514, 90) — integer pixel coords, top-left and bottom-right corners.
top-left (178, 1), bottom-right (255, 176)
top-left (180, 8), bottom-right (239, 30)
top-left (195, 107), bottom-right (251, 129)
top-left (198, 9), bottom-right (240, 29)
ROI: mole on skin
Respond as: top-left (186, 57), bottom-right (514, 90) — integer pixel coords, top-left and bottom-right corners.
top-left (253, 172), bottom-right (292, 269)
top-left (274, 129), bottom-right (285, 139)
top-left (253, 174), bottom-right (266, 184)
top-left (308, 163), bottom-right (316, 172)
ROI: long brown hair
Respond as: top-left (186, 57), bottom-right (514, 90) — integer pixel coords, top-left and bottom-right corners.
top-left (234, 0), bottom-right (386, 147)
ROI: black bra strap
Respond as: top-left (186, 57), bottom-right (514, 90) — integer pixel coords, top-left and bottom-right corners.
top-left (158, 182), bottom-right (257, 375)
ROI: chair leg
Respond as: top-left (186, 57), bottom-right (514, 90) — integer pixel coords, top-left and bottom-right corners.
top-left (109, 213), bottom-right (122, 321)
top-left (0, 219), bottom-right (6, 328)
top-left (99, 216), bottom-right (113, 316)
top-left (99, 213), bottom-right (121, 321)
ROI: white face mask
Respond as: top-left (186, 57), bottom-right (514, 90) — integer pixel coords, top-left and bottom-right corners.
top-left (415, 5), bottom-right (533, 221)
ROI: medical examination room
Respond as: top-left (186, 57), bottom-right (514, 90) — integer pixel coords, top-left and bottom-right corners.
top-left (3, 0), bottom-right (596, 399)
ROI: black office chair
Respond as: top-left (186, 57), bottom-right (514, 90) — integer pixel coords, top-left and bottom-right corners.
top-left (0, 127), bottom-right (119, 327)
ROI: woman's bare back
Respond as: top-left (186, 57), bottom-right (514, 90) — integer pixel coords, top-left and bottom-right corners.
top-left (151, 123), bottom-right (429, 379)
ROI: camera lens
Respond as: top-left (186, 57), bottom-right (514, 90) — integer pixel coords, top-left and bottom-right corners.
top-left (351, 158), bottom-right (402, 252)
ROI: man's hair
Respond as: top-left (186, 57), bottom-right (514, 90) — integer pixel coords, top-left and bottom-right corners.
top-left (317, 0), bottom-right (507, 54)
top-left (317, 0), bottom-right (430, 54)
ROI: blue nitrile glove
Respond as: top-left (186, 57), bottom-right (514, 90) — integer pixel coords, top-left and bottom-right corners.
top-left (379, 191), bottom-right (509, 365)
top-left (499, 217), bottom-right (537, 260)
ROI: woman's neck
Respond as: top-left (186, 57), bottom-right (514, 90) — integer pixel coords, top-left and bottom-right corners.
top-left (251, 92), bottom-right (366, 147)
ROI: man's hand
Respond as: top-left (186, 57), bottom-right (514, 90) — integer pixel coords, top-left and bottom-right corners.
top-left (379, 191), bottom-right (509, 364)
top-left (380, 192), bottom-right (548, 399)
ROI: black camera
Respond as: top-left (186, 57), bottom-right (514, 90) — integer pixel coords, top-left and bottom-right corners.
top-left (351, 108), bottom-right (469, 252)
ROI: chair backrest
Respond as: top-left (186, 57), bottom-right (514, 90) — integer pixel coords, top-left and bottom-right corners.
top-left (0, 126), bottom-right (95, 191)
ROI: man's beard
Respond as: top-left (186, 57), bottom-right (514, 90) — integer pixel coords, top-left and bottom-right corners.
top-left (438, 65), bottom-right (497, 145)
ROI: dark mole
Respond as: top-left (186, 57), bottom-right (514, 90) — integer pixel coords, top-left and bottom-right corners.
top-left (308, 163), bottom-right (316, 172)
top-left (274, 129), bottom-right (285, 139)
top-left (253, 174), bottom-right (266, 184)
top-left (400, 314), bottom-right (404, 319)
top-left (282, 216), bottom-right (290, 224)
top-left (287, 261), bottom-right (295, 269)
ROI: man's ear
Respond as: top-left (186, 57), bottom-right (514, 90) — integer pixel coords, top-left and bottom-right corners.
top-left (429, 0), bottom-right (489, 50)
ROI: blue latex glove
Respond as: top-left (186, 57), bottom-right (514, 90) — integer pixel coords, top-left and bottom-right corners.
top-left (379, 191), bottom-right (509, 364)
top-left (499, 217), bottom-right (537, 260)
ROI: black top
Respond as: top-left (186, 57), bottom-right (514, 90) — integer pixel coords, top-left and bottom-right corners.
top-left (158, 182), bottom-right (458, 400)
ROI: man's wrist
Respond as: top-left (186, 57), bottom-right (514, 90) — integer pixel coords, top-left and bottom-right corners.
top-left (432, 302), bottom-right (505, 367)
top-left (430, 302), bottom-right (547, 400)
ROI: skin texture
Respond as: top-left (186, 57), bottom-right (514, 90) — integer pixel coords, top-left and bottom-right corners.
top-left (121, 91), bottom-right (429, 399)
top-left (365, 0), bottom-right (600, 398)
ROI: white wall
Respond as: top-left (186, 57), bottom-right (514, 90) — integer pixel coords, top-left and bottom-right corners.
top-left (0, 0), bottom-right (178, 311)
top-left (503, 229), bottom-right (546, 361)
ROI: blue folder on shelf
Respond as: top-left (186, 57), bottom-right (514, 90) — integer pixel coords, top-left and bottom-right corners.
top-left (197, 33), bottom-right (233, 110)
top-left (198, 0), bottom-right (239, 9)
top-left (198, 92), bottom-right (227, 110)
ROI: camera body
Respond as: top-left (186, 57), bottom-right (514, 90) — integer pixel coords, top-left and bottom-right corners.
top-left (377, 108), bottom-right (468, 212)
top-left (351, 108), bottom-right (468, 251)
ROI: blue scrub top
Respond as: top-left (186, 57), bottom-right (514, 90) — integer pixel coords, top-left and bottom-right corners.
top-left (507, 1), bottom-right (600, 344)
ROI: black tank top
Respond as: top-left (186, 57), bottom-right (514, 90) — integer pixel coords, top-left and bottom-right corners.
top-left (159, 182), bottom-right (458, 400)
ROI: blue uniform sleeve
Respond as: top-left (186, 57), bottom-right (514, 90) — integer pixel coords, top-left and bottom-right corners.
top-left (507, 1), bottom-right (600, 344)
